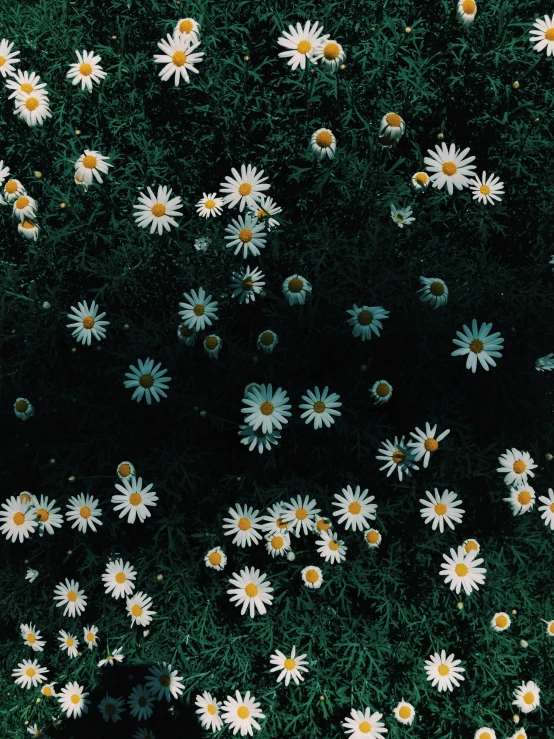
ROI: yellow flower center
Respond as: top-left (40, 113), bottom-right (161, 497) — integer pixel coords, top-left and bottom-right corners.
top-left (434, 503), bottom-right (447, 515)
top-left (42, 686), bottom-right (53, 696)
top-left (479, 184), bottom-right (491, 195)
top-left (237, 706), bottom-right (250, 719)
top-left (179, 19), bottom-right (194, 33)
top-left (193, 304), bottom-right (205, 316)
top-left (271, 535), bottom-right (284, 549)
top-left (430, 281), bottom-right (445, 296)
top-left (209, 551), bottom-right (222, 565)
top-left (523, 691), bottom-right (535, 704)
top-left (396, 215), bottom-right (404, 222)
top-left (16, 196), bottom-right (29, 209)
top-left (159, 675), bottom-right (171, 686)
top-left (82, 155), bottom-right (97, 169)
top-left (495, 615), bottom-right (508, 628)
top-left (329, 540), bottom-right (339, 550)
top-left (239, 228), bottom-right (253, 242)
top-left (546, 28), bottom-right (554, 41)
top-left (260, 401), bottom-right (274, 416)
top-left (295, 507), bottom-right (307, 520)
top-left (79, 63), bottom-right (93, 76)
top-left (78, 505), bottom-right (92, 519)
top-left (551, 503), bottom-right (554, 513)
top-left (288, 278), bottom-right (303, 293)
top-left (313, 400), bottom-right (326, 413)
top-left (358, 721), bottom-right (372, 733)
top-left (367, 530), bottom-right (380, 544)
top-left (5, 180), bottom-right (18, 193)
top-left (27, 633), bottom-right (36, 643)
top-left (316, 519), bottom-right (330, 531)
top-left (15, 399), bottom-right (29, 411)
top-left (349, 501), bottom-right (362, 514)
top-left (424, 438), bottom-right (439, 451)
top-left (549, 622), bottom-right (554, 633)
top-left (115, 571), bottom-right (127, 583)
top-left (67, 590), bottom-right (78, 602)
top-left (132, 605), bottom-right (143, 617)
top-left (480, 734), bottom-right (491, 739)
top-left (399, 706), bottom-right (411, 718)
top-left (442, 161), bottom-right (457, 176)
top-left (513, 460), bottom-right (526, 474)
top-left (138, 696), bottom-right (147, 706)
top-left (276, 517), bottom-right (287, 529)
top-left (256, 208), bottom-right (268, 219)
top-left (205, 336), bottom-right (218, 350)
top-left (36, 508), bottom-right (49, 522)
top-left (518, 491), bottom-right (531, 505)
top-left (151, 203), bottom-right (166, 217)
top-left (245, 583), bottom-right (258, 597)
top-left (260, 331), bottom-right (274, 345)
top-left (438, 664), bottom-right (450, 676)
top-left (376, 383), bottom-right (390, 397)
top-left (172, 51), bottom-right (187, 66)
top-left (462, 0), bottom-right (476, 13)
top-left (316, 131), bottom-right (333, 148)
top-left (20, 493), bottom-right (31, 503)
top-left (67, 638), bottom-right (74, 647)
top-left (241, 277), bottom-right (253, 290)
top-left (129, 492), bottom-right (143, 506)
top-left (469, 338), bottom-right (484, 354)
top-left (105, 703), bottom-right (116, 715)
top-left (238, 517), bottom-right (251, 531)
top-left (323, 42), bottom-right (340, 60)
top-left (386, 113), bottom-right (402, 127)
top-left (284, 658), bottom-right (296, 670)
top-left (22, 220), bottom-right (35, 229)
top-left (455, 563), bottom-right (469, 577)
top-left (86, 632), bottom-right (95, 641)
top-left (0, 56), bottom-right (5, 67)
top-left (305, 569), bottom-right (319, 582)
top-left (70, 693), bottom-right (80, 704)
top-left (26, 667), bottom-right (36, 677)
top-left (82, 316), bottom-right (95, 329)
top-left (238, 182), bottom-right (252, 196)
top-left (392, 451), bottom-right (405, 464)
top-left (415, 172), bottom-right (428, 184)
top-left (139, 374), bottom-right (154, 388)
top-left (465, 540), bottom-right (478, 552)
top-left (25, 97), bottom-right (40, 111)
top-left (205, 198), bottom-right (216, 209)
top-left (119, 463), bottom-right (131, 477)
top-left (180, 325), bottom-right (194, 336)
top-left (207, 703), bottom-right (217, 715)
top-left (357, 310), bottom-right (373, 325)
top-left (297, 40), bottom-right (312, 54)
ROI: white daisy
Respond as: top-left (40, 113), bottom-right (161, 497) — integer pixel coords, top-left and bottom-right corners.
top-left (457, 0), bottom-right (477, 26)
top-left (12, 193), bottom-right (37, 223)
top-left (203, 334), bottom-right (222, 359)
top-left (512, 681), bottom-right (540, 714)
top-left (227, 567), bottom-right (274, 618)
top-left (12, 659), bottom-right (49, 689)
top-left (247, 194), bottom-right (282, 230)
top-left (407, 422), bottom-right (450, 468)
top-left (530, 14), bottom-right (554, 56)
top-left (491, 612), bottom-right (511, 632)
top-left (196, 191), bottom-right (224, 218)
top-left (14, 92), bottom-right (52, 126)
top-left (440, 545), bottom-right (487, 596)
top-left (231, 265), bottom-right (265, 304)
top-left (346, 304), bottom-right (390, 341)
top-left (257, 330), bottom-right (279, 354)
top-left (127, 591), bottom-right (156, 627)
top-left (195, 691), bottom-right (224, 732)
top-left (265, 530), bottom-right (292, 557)
top-left (221, 690), bottom-right (266, 735)
top-left (469, 171), bottom-right (504, 205)
top-left (299, 386), bottom-right (342, 429)
top-left (316, 530), bottom-right (347, 564)
top-left (98, 647), bottom-right (125, 667)
top-left (154, 32), bottom-right (204, 86)
top-left (40, 683), bottom-right (57, 697)
top-left (179, 286), bottom-right (219, 331)
top-left (14, 397), bottom-right (35, 420)
top-left (128, 684), bottom-right (155, 720)
top-left (259, 501), bottom-right (290, 536)
top-left (390, 203), bottom-right (415, 228)
top-left (0, 495), bottom-right (37, 542)
top-left (342, 707), bottom-right (389, 739)
top-left (222, 503), bottom-right (264, 548)
top-left (503, 483), bottom-right (536, 515)
top-left (66, 299), bottom-right (110, 345)
top-left (277, 20), bottom-right (329, 71)
top-left (269, 645), bottom-right (309, 686)
top-left (21, 623), bottom-right (46, 652)
top-left (133, 185), bottom-right (183, 235)
top-left (376, 436), bottom-right (419, 481)
top-left (102, 558), bottom-right (137, 599)
top-left (177, 323), bottom-right (198, 345)
top-left (3, 178), bottom-right (25, 202)
top-left (536, 353), bottom-right (554, 371)
top-left (542, 618), bottom-right (554, 637)
top-left (53, 579), bottom-right (87, 617)
top-left (380, 112), bottom-right (405, 144)
top-left (98, 693), bottom-right (126, 723)
top-left (26, 568), bottom-right (39, 583)
top-left (392, 700), bottom-right (415, 725)
top-left (0, 159), bottom-right (9, 188)
top-left (332, 485), bottom-right (377, 531)
top-left (27, 723), bottom-right (51, 739)
top-left (282, 274), bottom-right (312, 305)
top-left (58, 681), bottom-right (89, 718)
top-left (370, 380), bottom-right (393, 405)
top-left (451, 319), bottom-right (504, 372)
top-left (204, 546), bottom-right (227, 570)
top-left (475, 730), bottom-right (496, 739)
top-left (0, 38), bottom-right (20, 78)
top-left (424, 649), bottom-right (465, 692)
top-left (419, 489), bottom-right (465, 533)
top-left (364, 528), bottom-right (382, 548)
top-left (30, 495), bottom-right (63, 536)
top-left (58, 630), bottom-right (79, 659)
top-left (463, 538), bottom-right (480, 555)
top-left (281, 495), bottom-right (321, 537)
top-left (424, 142), bottom-right (477, 195)
top-left (301, 565), bottom-right (323, 588)
top-left (417, 276), bottom-right (448, 309)
top-left (116, 460), bottom-right (136, 481)
top-left (538, 488), bottom-right (554, 530)
top-left (224, 213), bottom-right (267, 258)
top-left (18, 220), bottom-right (40, 240)
top-left (219, 164), bottom-right (271, 212)
top-left (74, 150), bottom-right (112, 189)
top-left (175, 17), bottom-right (201, 39)
top-left (241, 383), bottom-right (292, 435)
top-left (145, 663), bottom-right (184, 701)
top-left (123, 358), bottom-right (172, 405)
top-left (66, 50), bottom-right (107, 92)
top-left (83, 625), bottom-right (99, 650)
top-left (411, 171), bottom-right (430, 191)
top-left (497, 448), bottom-right (536, 487)
top-left (312, 39), bottom-right (346, 69)
top-left (238, 424), bottom-right (281, 453)
top-left (112, 476), bottom-right (158, 523)
top-left (310, 128), bottom-right (337, 161)
top-left (65, 493), bottom-right (103, 532)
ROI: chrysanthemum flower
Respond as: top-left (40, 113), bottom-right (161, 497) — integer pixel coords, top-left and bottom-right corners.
top-left (380, 112), bottom-right (405, 144)
top-left (529, 14), bottom-right (554, 56)
top-left (179, 286), bottom-right (219, 331)
top-left (512, 681), bottom-right (540, 714)
top-left (83, 625), bottom-right (99, 650)
top-left (257, 330), bottom-right (279, 354)
top-left (30, 495), bottom-right (63, 536)
top-left (97, 647), bottom-right (124, 667)
top-left (475, 729), bottom-right (496, 739)
top-left (230, 265), bottom-right (265, 304)
top-left (53, 579), bottom-right (87, 617)
top-left (126, 591), bottom-right (156, 627)
top-left (203, 334), bottom-right (222, 359)
top-left (195, 692), bottom-right (224, 732)
top-left (238, 423), bottom-right (281, 453)
top-left (370, 380), bottom-right (393, 405)
top-left (0, 38), bottom-right (20, 78)
top-left (3, 178), bottom-right (25, 202)
top-left (463, 538), bottom-right (480, 555)
top-left (332, 485), bottom-right (377, 531)
top-left (440, 545), bottom-right (487, 595)
top-left (196, 192), bottom-right (224, 218)
top-left (177, 323), bottom-right (197, 346)
top-left (417, 276), bottom-right (448, 309)
top-left (424, 142), bottom-right (477, 195)
top-left (503, 483), bottom-right (535, 515)
top-left (491, 612), bottom-right (511, 632)
top-left (419, 489), bottom-right (465, 532)
top-left (12, 193), bottom-right (37, 223)
top-left (538, 488), bottom-right (554, 530)
top-left (66, 300), bottom-right (109, 345)
top-left (41, 683), bottom-right (56, 697)
top-left (312, 39), bottom-right (345, 69)
top-left (281, 494), bottom-right (321, 537)
top-left (393, 700), bottom-right (415, 725)
top-left (411, 171), bottom-right (430, 191)
top-left (265, 530), bottom-right (292, 557)
top-left (26, 568), bottom-right (39, 583)
top-left (195, 235), bottom-right (211, 251)
top-left (299, 386), bottom-right (342, 429)
top-left (241, 383), bottom-right (292, 435)
top-left (376, 436), bottom-right (419, 481)
top-left (27, 724), bottom-right (50, 738)
top-left (74, 151), bottom-right (112, 189)
top-left (424, 649), bottom-right (465, 692)
top-left (247, 194), bottom-right (282, 230)
top-left (364, 528), bottom-right (382, 548)
top-left (12, 659), bottom-right (49, 689)
top-left (451, 319), bottom-right (504, 372)
top-left (316, 530), bottom-right (347, 564)
top-left (469, 171), bottom-right (504, 205)
top-left (123, 358), bottom-right (172, 405)
top-left (18, 220), bottom-right (39, 240)
top-left (116, 461), bottom-right (135, 482)
top-left (154, 32), bottom-right (204, 86)
top-left (133, 185), bottom-right (183, 235)
top-left (259, 502), bottom-right (289, 536)
top-left (408, 422), bottom-right (450, 468)
top-left (58, 630), bottom-right (79, 658)
top-left (311, 128), bottom-right (337, 160)
top-left (222, 503), bottom-right (264, 548)
top-left (301, 565), bottom-right (323, 588)
top-left (224, 213), bottom-right (267, 258)
top-left (457, 0), bottom-right (477, 26)
top-left (145, 663), bottom-right (184, 701)
top-left (102, 558), bottom-right (137, 599)
top-left (128, 684), bottom-right (155, 720)
top-left (269, 645), bottom-right (309, 686)
top-left (66, 50), bottom-right (107, 92)
top-left (98, 693), bottom-right (126, 723)
top-left (277, 20), bottom-right (329, 71)
top-left (175, 17), bottom-right (201, 39)
top-left (14, 92), bottom-right (52, 127)
top-left (204, 546), bottom-right (227, 570)
top-left (14, 397), bottom-right (34, 421)
top-left (346, 304), bottom-right (389, 341)
top-left (112, 476), bottom-right (158, 523)
top-left (536, 353), bottom-right (554, 371)
top-left (219, 164), bottom-right (271, 212)
top-left (21, 623), bottom-right (46, 652)
top-left (0, 495), bottom-right (37, 542)
top-left (542, 618), bottom-right (554, 637)
top-left (342, 707), bottom-right (389, 739)
top-left (282, 274), bottom-right (312, 305)
top-left (6, 70), bottom-right (47, 100)
top-left (497, 448), bottom-right (536, 487)
top-left (227, 567), bottom-right (274, 618)
top-left (58, 681), bottom-right (89, 718)
top-left (221, 690), bottom-right (266, 736)
top-left (390, 203), bottom-right (415, 228)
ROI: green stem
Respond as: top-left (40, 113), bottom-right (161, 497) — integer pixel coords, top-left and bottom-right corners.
top-left (4, 291), bottom-right (35, 302)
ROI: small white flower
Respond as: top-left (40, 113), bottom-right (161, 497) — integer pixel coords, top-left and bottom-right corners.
top-left (194, 235), bottom-right (211, 251)
top-left (391, 203), bottom-right (415, 227)
top-left (536, 353), bottom-right (554, 371)
top-left (98, 647), bottom-right (125, 668)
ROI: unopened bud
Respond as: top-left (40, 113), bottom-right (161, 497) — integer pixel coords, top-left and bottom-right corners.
top-left (437, 132), bottom-right (444, 140)
top-left (512, 80), bottom-right (519, 89)
top-left (519, 639), bottom-right (528, 648)
top-left (545, 453), bottom-right (553, 461)
top-left (34, 171), bottom-right (42, 179)
top-left (456, 601), bottom-right (464, 609)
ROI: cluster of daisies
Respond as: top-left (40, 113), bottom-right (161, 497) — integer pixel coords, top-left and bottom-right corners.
top-left (497, 447), bottom-right (554, 528)
top-left (0, 160), bottom-right (40, 241)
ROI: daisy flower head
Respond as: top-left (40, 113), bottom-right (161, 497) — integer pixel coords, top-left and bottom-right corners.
top-left (177, 323), bottom-right (197, 345)
top-left (536, 353), bottom-right (554, 371)
top-left (0, 495), bottom-right (38, 542)
top-left (257, 330), bottom-right (279, 354)
top-left (74, 151), bottom-right (113, 189)
top-left (103, 558), bottom-right (137, 599)
top-left (58, 630), bottom-right (79, 658)
top-left (175, 17), bottom-right (200, 39)
top-left (0, 38), bottom-right (20, 78)
top-left (419, 489), bottom-right (465, 533)
top-left (41, 683), bottom-right (57, 697)
top-left (196, 191), bottom-right (224, 218)
top-left (247, 194), bottom-right (282, 230)
top-left (364, 528), bottom-right (382, 548)
top-left (30, 495), bottom-right (63, 536)
top-left (503, 483), bottom-right (536, 515)
top-left (18, 220), bottom-right (40, 240)
top-left (530, 14), bottom-right (554, 56)
top-left (380, 112), bottom-right (405, 145)
top-left (316, 529), bottom-right (347, 564)
top-left (66, 50), bottom-right (106, 92)
top-left (475, 730), bottom-right (496, 739)
top-left (12, 659), bottom-right (49, 689)
top-left (497, 448), bottom-right (536, 487)
top-left (58, 681), bottom-right (89, 718)
top-left (265, 530), bottom-right (292, 557)
top-left (376, 436), bottom-right (419, 482)
top-left (13, 91), bottom-right (52, 127)
top-left (393, 700), bottom-right (415, 726)
top-left (54, 579), bottom-right (87, 618)
top-left (98, 693), bottom-right (126, 723)
top-left (123, 358), bottom-right (172, 405)
top-left (463, 538), bottom-right (480, 555)
top-left (27, 724), bottom-right (51, 739)
top-left (241, 383), bottom-right (292, 435)
top-left (224, 213), bottom-right (267, 259)
top-left (231, 265), bottom-right (265, 304)
top-left (227, 567), bottom-right (274, 618)
top-left (342, 707), bottom-right (389, 739)
top-left (282, 274), bottom-right (312, 305)
top-left (127, 591), bottom-right (156, 627)
top-left (259, 501), bottom-right (290, 536)
top-left (269, 645), bottom-right (309, 686)
top-left (411, 171), bottom-right (430, 191)
top-left (134, 185), bottom-right (183, 235)
top-left (451, 319), bottom-right (504, 372)
top-left (346, 304), bottom-right (389, 341)
top-left (26, 568), bottom-right (39, 582)
top-left (98, 646), bottom-right (125, 667)
top-left (408, 423), bottom-right (450, 468)
top-left (238, 424), bottom-right (281, 453)
top-left (222, 503), bottom-right (264, 548)
top-left (128, 684), bottom-right (155, 720)
top-left (112, 476), bottom-right (158, 524)
top-left (219, 164), bottom-right (271, 212)
top-left (417, 276), bottom-right (448, 309)
top-left (370, 380), bottom-right (393, 405)
top-left (391, 204), bottom-right (415, 228)
top-left (312, 38), bottom-right (346, 69)
top-left (83, 625), bottom-right (99, 649)
top-left (424, 142), bottom-right (477, 195)
top-left (154, 32), bottom-right (204, 86)
top-left (310, 128), bottom-right (337, 161)
top-left (542, 618), bottom-right (554, 637)
top-left (66, 300), bottom-right (109, 345)
top-left (314, 516), bottom-right (332, 533)
top-left (204, 546), bottom-right (227, 570)
top-left (65, 493), bottom-right (102, 533)
top-left (512, 681), bottom-right (540, 713)
top-left (203, 334), bottom-right (222, 359)
top-left (301, 565), bottom-right (323, 588)
top-left (12, 193), bottom-right (37, 223)
top-left (3, 178), bottom-right (25, 203)
top-left (469, 171), bottom-right (504, 205)
top-left (491, 612), bottom-right (511, 632)
top-left (440, 545), bottom-right (487, 596)
top-left (299, 385), bottom-right (342, 429)
top-left (117, 460), bottom-right (135, 482)
top-left (145, 663), bottom-right (184, 701)
top-left (424, 649), bottom-right (465, 692)
top-left (179, 286), bottom-right (219, 331)
top-left (457, 0), bottom-right (477, 26)
top-left (538, 488), bottom-right (554, 530)
top-left (21, 623), bottom-right (46, 652)
top-left (277, 20), bottom-right (328, 71)
top-left (221, 690), bottom-right (266, 736)
top-left (195, 691), bottom-right (224, 732)
top-left (281, 495), bottom-right (321, 537)
top-left (332, 485), bottom-right (377, 532)
top-left (14, 397), bottom-right (34, 420)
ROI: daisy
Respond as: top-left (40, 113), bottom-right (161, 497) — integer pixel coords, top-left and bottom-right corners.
top-left (491, 612), bottom-right (511, 632)
top-left (457, 0), bottom-right (477, 26)
top-left (312, 39), bottom-right (346, 69)
top-left (376, 436), bottom-right (419, 482)
top-left (411, 171), bottom-right (430, 191)
top-left (26, 568), bottom-right (39, 583)
top-left (58, 681), bottom-right (89, 718)
top-left (18, 220), bottom-right (40, 240)
top-left (13, 92), bottom-right (52, 126)
top-left (364, 528), bottom-right (382, 548)
top-left (390, 204), bottom-right (415, 228)
top-left (419, 489), bottom-right (465, 532)
top-left (53, 579), bottom-right (87, 617)
top-left (98, 693), bottom-right (126, 723)
top-left (536, 353), bottom-right (554, 371)
top-left (65, 493), bottom-right (103, 532)
top-left (417, 276), bottom-right (448, 309)
top-left (301, 565), bottom-right (324, 588)
top-left (204, 546), bottom-right (227, 570)
top-left (21, 623), bottom-right (45, 652)
top-left (83, 625), bottom-right (99, 649)
top-left (128, 684), bottom-right (155, 720)
top-left (475, 730), bottom-right (496, 739)
top-left (154, 32), bottom-right (204, 86)
top-left (281, 494), bottom-right (321, 537)
top-left (451, 319), bottom-right (504, 372)
top-left (0, 38), bottom-right (20, 78)
top-left (175, 17), bottom-right (201, 39)
top-left (27, 724), bottom-right (51, 738)
top-left (424, 142), bottom-right (477, 195)
top-left (0, 159), bottom-right (9, 188)
top-left (247, 194), bottom-right (282, 230)
top-left (277, 21), bottom-right (329, 71)
top-left (463, 538), bottom-right (480, 554)
top-left (370, 380), bottom-right (393, 405)
top-left (538, 488), bottom-right (554, 530)
top-left (227, 567), bottom-right (274, 618)
top-left (259, 501), bottom-right (290, 536)
top-left (102, 558), bottom-right (137, 599)
top-left (195, 235), bottom-right (211, 251)
top-left (179, 286), bottom-right (219, 331)
top-left (133, 185), bottom-right (183, 235)
top-left (542, 618), bottom-right (554, 637)
top-left (74, 151), bottom-right (113, 189)
top-left (346, 304), bottom-right (390, 341)
top-left (424, 650), bottom-right (465, 692)
top-left (231, 265), bottom-right (265, 304)
top-left (316, 530), bottom-right (347, 564)
top-left (12, 659), bottom-right (49, 689)
top-left (14, 397), bottom-right (34, 421)
top-left (380, 112), bottom-right (405, 144)
top-left (269, 645), bottom-right (309, 686)
top-left (0, 495), bottom-right (38, 542)
top-left (497, 449), bottom-right (536, 487)
top-left (3, 178), bottom-right (25, 202)
top-left (177, 323), bottom-right (198, 345)
top-left (299, 386), bottom-right (342, 429)
top-left (238, 424), bottom-right (281, 453)
top-left (41, 683), bottom-right (57, 697)
top-left (219, 164), bottom-right (271, 212)
top-left (98, 647), bottom-right (125, 667)
top-left (203, 334), bottom-right (222, 359)
top-left (440, 545), bottom-right (487, 596)
top-left (503, 483), bottom-right (536, 515)
top-left (196, 192), bottom-right (224, 218)
top-left (265, 530), bottom-right (292, 557)
top-left (393, 700), bottom-right (415, 725)
top-left (245, 381), bottom-right (261, 396)
top-left (224, 213), bottom-right (267, 258)
top-left (66, 50), bottom-right (107, 92)
top-left (195, 691), bottom-right (224, 732)
top-left (222, 503), bottom-right (264, 548)
top-left (127, 591), bottom-right (156, 627)
top-left (66, 299), bottom-right (110, 345)
top-left (512, 681), bottom-right (540, 714)
top-left (30, 495), bottom-right (63, 536)
top-left (112, 476), bottom-right (158, 524)
top-left (241, 383), bottom-right (292, 434)
top-left (145, 663), bottom-right (184, 701)
top-left (530, 14), bottom-right (554, 57)
top-left (332, 485), bottom-right (377, 531)
top-left (313, 515), bottom-right (332, 533)
top-left (342, 707), bottom-right (389, 739)
top-left (408, 423), bottom-right (451, 468)
top-left (123, 358), bottom-right (172, 405)
top-left (282, 274), bottom-right (312, 305)
top-left (117, 460), bottom-right (136, 481)
top-left (257, 330), bottom-right (279, 354)
top-left (221, 690), bottom-right (266, 736)
top-left (12, 194), bottom-right (37, 223)
top-left (58, 630), bottom-right (79, 658)
top-left (310, 128), bottom-right (337, 161)
top-left (469, 171), bottom-right (504, 205)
